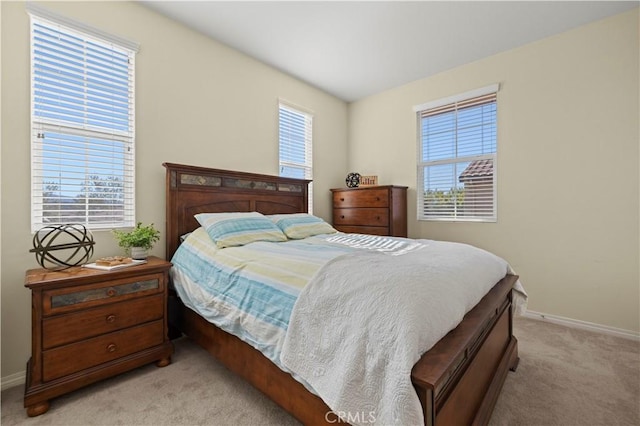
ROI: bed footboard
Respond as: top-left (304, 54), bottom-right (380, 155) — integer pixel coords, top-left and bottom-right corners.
top-left (411, 274), bottom-right (519, 426)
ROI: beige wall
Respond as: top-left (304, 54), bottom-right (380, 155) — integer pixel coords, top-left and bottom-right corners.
top-left (348, 10), bottom-right (639, 332)
top-left (2, 1), bottom-right (638, 386)
top-left (1, 1), bottom-right (348, 380)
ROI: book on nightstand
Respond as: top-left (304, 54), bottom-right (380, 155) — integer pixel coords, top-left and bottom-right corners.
top-left (83, 257), bottom-right (147, 271)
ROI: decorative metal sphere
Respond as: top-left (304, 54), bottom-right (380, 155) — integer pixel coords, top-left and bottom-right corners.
top-left (30, 224), bottom-right (95, 270)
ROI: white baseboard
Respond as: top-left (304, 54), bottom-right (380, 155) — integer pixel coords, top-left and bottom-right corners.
top-left (522, 310), bottom-right (640, 341)
top-left (1, 370), bottom-right (25, 391)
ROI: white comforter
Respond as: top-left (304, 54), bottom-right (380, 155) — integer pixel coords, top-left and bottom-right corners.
top-left (280, 239), bottom-right (524, 426)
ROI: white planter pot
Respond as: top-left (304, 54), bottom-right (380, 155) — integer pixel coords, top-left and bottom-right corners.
top-left (130, 247), bottom-right (148, 260)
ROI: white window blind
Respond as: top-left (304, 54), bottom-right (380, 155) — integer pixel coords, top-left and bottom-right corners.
top-left (279, 102), bottom-right (313, 212)
top-left (416, 85), bottom-right (498, 221)
top-left (29, 9), bottom-right (137, 232)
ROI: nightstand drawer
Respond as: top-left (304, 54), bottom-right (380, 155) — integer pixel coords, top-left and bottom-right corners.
top-left (333, 189), bottom-right (389, 208)
top-left (334, 208), bottom-right (389, 227)
top-left (42, 320), bottom-right (164, 382)
top-left (42, 294), bottom-right (164, 349)
top-left (43, 273), bottom-right (163, 315)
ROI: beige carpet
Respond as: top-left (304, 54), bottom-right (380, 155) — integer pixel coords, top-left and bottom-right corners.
top-left (2, 317), bottom-right (639, 425)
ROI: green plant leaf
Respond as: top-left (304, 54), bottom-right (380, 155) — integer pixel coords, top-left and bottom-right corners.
top-left (112, 222), bottom-right (160, 251)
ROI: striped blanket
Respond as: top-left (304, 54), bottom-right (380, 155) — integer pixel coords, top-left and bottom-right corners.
top-left (170, 228), bottom-right (428, 369)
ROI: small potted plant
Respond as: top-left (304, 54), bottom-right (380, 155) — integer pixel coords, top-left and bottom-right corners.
top-left (112, 222), bottom-right (160, 260)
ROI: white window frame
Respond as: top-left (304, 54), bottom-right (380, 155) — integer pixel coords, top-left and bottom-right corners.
top-left (278, 100), bottom-right (313, 212)
top-left (414, 84), bottom-right (499, 222)
top-left (28, 4), bottom-right (139, 232)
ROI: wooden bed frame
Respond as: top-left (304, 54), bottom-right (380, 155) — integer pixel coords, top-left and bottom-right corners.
top-left (164, 162), bottom-right (519, 426)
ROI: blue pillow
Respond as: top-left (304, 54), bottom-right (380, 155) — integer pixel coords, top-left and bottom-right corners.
top-left (195, 212), bottom-right (287, 248)
top-left (269, 213), bottom-right (337, 239)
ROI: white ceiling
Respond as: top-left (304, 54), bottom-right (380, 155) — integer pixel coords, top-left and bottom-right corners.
top-left (141, 1), bottom-right (638, 102)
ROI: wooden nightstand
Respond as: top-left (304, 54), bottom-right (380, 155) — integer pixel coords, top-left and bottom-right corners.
top-left (23, 256), bottom-right (174, 417)
top-left (331, 185), bottom-right (408, 237)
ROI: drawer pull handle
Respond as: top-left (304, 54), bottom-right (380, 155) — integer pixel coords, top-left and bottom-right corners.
top-left (376, 197), bottom-right (380, 201)
top-left (376, 216), bottom-right (380, 220)
top-left (341, 215), bottom-right (345, 219)
top-left (340, 198), bottom-right (344, 202)
top-left (106, 288), bottom-right (116, 297)
top-left (106, 314), bottom-right (116, 323)
top-left (107, 344), bottom-right (117, 353)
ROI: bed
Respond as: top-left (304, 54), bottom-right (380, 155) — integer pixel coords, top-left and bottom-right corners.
top-left (163, 162), bottom-right (521, 425)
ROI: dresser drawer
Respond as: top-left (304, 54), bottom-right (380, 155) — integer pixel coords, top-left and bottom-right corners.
top-left (334, 208), bottom-right (389, 227)
top-left (42, 294), bottom-right (164, 349)
top-left (333, 189), bottom-right (389, 208)
top-left (333, 225), bottom-right (390, 236)
top-left (43, 273), bottom-right (164, 315)
top-left (42, 320), bottom-right (164, 382)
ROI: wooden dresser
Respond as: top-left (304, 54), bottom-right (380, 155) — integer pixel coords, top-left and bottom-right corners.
top-left (23, 256), bottom-right (174, 417)
top-left (331, 185), bottom-right (408, 237)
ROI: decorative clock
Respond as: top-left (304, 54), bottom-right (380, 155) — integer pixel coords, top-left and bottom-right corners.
top-left (345, 172), bottom-right (361, 188)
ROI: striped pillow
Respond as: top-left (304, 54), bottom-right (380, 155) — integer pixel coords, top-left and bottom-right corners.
top-left (195, 212), bottom-right (287, 248)
top-left (269, 213), bottom-right (337, 239)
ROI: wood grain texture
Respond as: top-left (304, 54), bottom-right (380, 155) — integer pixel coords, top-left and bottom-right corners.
top-left (333, 207), bottom-right (389, 226)
top-left (42, 294), bottom-right (164, 349)
top-left (43, 321), bottom-right (164, 381)
top-left (331, 186), bottom-right (407, 237)
top-left (24, 257), bottom-right (174, 416)
top-left (332, 187), bottom-right (391, 208)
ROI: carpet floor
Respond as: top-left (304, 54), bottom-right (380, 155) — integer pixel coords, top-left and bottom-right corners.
top-left (2, 317), bottom-right (639, 425)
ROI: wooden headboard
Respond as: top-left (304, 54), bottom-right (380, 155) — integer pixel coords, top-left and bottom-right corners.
top-left (163, 163), bottom-right (311, 259)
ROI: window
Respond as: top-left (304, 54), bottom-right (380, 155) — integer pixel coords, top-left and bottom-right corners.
top-left (29, 5), bottom-right (138, 232)
top-left (415, 84), bottom-right (499, 221)
top-left (278, 101), bottom-right (313, 212)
